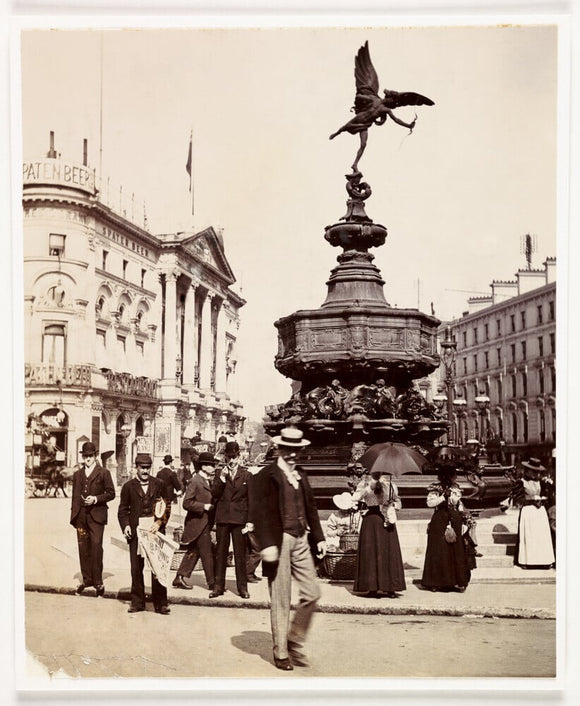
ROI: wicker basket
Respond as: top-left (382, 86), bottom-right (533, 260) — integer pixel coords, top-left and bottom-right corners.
top-left (339, 533), bottom-right (359, 552)
top-left (323, 551), bottom-right (358, 581)
top-left (170, 550), bottom-right (187, 571)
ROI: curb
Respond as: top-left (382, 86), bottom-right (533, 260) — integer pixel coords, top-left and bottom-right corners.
top-left (24, 584), bottom-right (556, 620)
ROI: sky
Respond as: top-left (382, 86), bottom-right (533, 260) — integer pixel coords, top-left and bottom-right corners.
top-left (19, 22), bottom-right (559, 421)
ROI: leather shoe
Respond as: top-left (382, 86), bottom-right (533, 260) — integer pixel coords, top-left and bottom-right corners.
top-left (155, 605), bottom-right (171, 615)
top-left (288, 642), bottom-right (310, 667)
top-left (127, 605), bottom-right (145, 613)
top-left (172, 575), bottom-right (192, 590)
top-left (273, 657), bottom-right (293, 671)
top-left (239, 591), bottom-right (250, 599)
top-left (75, 583), bottom-right (90, 595)
top-left (247, 574), bottom-right (261, 583)
top-left (209, 590), bottom-right (224, 598)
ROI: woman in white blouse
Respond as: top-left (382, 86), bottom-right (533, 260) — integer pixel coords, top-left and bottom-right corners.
top-left (515, 459), bottom-right (555, 569)
top-left (352, 470), bottom-right (406, 598)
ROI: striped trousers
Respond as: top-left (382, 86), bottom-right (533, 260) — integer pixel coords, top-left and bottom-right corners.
top-left (268, 532), bottom-right (321, 660)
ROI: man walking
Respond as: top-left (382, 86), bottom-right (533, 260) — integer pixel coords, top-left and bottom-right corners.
top-left (172, 452), bottom-right (216, 594)
top-left (211, 441), bottom-right (253, 598)
top-left (70, 441), bottom-right (116, 597)
top-left (250, 427), bottom-right (326, 671)
top-left (117, 453), bottom-right (171, 614)
top-left (156, 454), bottom-right (182, 504)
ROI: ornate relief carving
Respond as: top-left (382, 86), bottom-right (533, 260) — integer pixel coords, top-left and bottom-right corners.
top-left (368, 327), bottom-right (404, 349)
top-left (311, 328), bottom-right (345, 350)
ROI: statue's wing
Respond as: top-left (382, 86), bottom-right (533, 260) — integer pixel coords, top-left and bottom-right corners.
top-left (390, 91), bottom-right (435, 108)
top-left (353, 41), bottom-right (380, 111)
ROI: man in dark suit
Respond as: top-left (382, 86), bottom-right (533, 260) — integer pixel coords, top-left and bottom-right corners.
top-left (70, 441), bottom-right (116, 597)
top-left (117, 453), bottom-right (171, 614)
top-left (211, 441), bottom-right (253, 598)
top-left (156, 455), bottom-right (182, 504)
top-left (250, 427), bottom-right (326, 671)
top-left (172, 452), bottom-right (216, 594)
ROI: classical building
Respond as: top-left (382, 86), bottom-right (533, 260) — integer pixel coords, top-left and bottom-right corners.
top-left (435, 258), bottom-right (556, 466)
top-left (23, 136), bottom-right (245, 483)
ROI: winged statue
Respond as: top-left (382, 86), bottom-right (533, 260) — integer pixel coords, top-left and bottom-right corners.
top-left (330, 41), bottom-right (434, 170)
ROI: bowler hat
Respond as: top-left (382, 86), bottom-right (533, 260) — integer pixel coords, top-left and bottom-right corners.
top-left (271, 427), bottom-right (310, 448)
top-left (101, 450), bottom-right (114, 464)
top-left (225, 441), bottom-right (240, 458)
top-left (163, 454), bottom-right (174, 465)
top-left (197, 451), bottom-right (216, 467)
top-left (522, 458), bottom-right (546, 473)
top-left (81, 441), bottom-right (97, 456)
top-left (135, 453), bottom-right (152, 467)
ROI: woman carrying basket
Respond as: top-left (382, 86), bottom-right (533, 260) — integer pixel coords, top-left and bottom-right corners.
top-left (352, 470), bottom-right (406, 598)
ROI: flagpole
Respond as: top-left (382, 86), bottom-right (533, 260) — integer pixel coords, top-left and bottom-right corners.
top-left (186, 128), bottom-right (194, 220)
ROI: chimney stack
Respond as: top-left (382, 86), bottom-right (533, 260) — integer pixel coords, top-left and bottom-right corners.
top-left (83, 138), bottom-right (88, 166)
top-left (46, 131), bottom-right (57, 158)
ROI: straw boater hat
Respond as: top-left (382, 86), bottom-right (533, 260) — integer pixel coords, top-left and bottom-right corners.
top-left (522, 458), bottom-right (546, 474)
top-left (271, 427), bottom-right (311, 448)
top-left (333, 492), bottom-right (355, 511)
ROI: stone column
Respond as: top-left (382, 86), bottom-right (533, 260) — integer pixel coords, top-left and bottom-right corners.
top-left (163, 270), bottom-right (178, 380)
top-left (199, 291), bottom-right (214, 389)
top-left (214, 299), bottom-right (227, 394)
top-left (182, 282), bottom-right (197, 385)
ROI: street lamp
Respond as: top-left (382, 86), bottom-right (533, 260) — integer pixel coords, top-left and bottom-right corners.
top-left (453, 397), bottom-right (467, 446)
top-left (475, 394), bottom-right (490, 443)
top-left (440, 326), bottom-right (457, 444)
top-left (246, 434), bottom-right (255, 461)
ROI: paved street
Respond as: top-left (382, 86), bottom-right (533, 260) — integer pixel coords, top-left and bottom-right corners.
top-left (25, 592), bottom-right (555, 679)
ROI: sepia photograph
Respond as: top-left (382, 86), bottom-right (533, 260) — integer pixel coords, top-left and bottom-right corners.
top-left (9, 9), bottom-right (574, 697)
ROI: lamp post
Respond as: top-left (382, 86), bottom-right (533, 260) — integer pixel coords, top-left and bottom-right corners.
top-left (475, 394), bottom-right (490, 443)
top-left (246, 434), bottom-right (255, 462)
top-left (453, 398), bottom-right (467, 446)
top-left (440, 326), bottom-right (457, 445)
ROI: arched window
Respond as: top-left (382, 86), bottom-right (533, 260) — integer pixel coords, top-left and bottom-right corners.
top-left (511, 413), bottom-right (518, 444)
top-left (539, 410), bottom-right (546, 442)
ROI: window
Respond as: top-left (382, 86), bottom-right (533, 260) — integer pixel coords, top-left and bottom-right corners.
top-left (497, 377), bottom-right (503, 401)
top-left (49, 233), bottom-right (66, 257)
top-left (484, 323), bottom-right (489, 341)
top-left (538, 336), bottom-right (544, 357)
top-left (484, 351), bottom-right (489, 369)
top-left (521, 341), bottom-right (527, 360)
top-left (496, 319), bottom-right (502, 337)
top-left (539, 368), bottom-right (545, 394)
top-left (117, 336), bottom-right (126, 353)
top-left (510, 314), bottom-right (516, 333)
top-left (537, 305), bottom-right (543, 325)
top-left (497, 347), bottom-right (502, 366)
top-left (122, 260), bottom-right (128, 279)
top-left (549, 301), bottom-right (555, 321)
top-left (520, 311), bottom-right (526, 329)
top-left (473, 354), bottom-right (478, 372)
top-left (102, 250), bottom-right (108, 270)
top-left (136, 341), bottom-right (144, 356)
top-left (141, 269), bottom-right (146, 288)
top-left (473, 327), bottom-right (478, 345)
top-left (551, 366), bottom-right (556, 392)
top-left (510, 343), bottom-right (516, 362)
top-left (463, 357), bottom-right (467, 375)
top-left (96, 329), bottom-right (106, 354)
top-left (549, 332), bottom-right (555, 354)
top-left (522, 371), bottom-right (528, 396)
top-left (42, 324), bottom-right (66, 365)
top-left (539, 410), bottom-right (546, 442)
top-left (511, 373), bottom-right (517, 397)
top-left (462, 331), bottom-right (467, 347)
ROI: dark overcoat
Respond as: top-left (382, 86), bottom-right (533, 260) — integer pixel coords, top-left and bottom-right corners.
top-left (70, 463), bottom-right (116, 527)
top-left (181, 473), bottom-right (215, 544)
top-left (117, 476), bottom-right (170, 534)
top-left (212, 466), bottom-right (252, 525)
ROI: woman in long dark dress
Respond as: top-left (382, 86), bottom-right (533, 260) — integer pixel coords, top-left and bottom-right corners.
top-left (352, 471), bottom-right (406, 598)
top-left (421, 467), bottom-right (471, 592)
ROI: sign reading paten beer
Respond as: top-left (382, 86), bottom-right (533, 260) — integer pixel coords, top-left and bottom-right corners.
top-left (23, 159), bottom-right (96, 195)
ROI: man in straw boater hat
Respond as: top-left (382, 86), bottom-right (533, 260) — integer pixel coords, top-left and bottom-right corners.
top-left (249, 426), bottom-right (326, 671)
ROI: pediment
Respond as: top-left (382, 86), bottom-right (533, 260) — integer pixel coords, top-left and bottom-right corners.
top-left (180, 227), bottom-right (235, 283)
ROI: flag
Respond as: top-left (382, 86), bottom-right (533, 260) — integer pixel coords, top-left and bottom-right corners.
top-left (185, 132), bottom-right (192, 191)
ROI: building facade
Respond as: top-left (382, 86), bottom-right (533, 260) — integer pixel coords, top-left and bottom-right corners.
top-left (23, 143), bottom-right (245, 483)
top-left (436, 259), bottom-right (556, 466)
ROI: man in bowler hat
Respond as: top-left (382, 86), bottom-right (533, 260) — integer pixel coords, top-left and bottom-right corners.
top-left (156, 454), bottom-right (182, 504)
top-left (172, 451), bottom-right (217, 594)
top-left (211, 441), bottom-right (253, 598)
top-left (250, 427), bottom-right (326, 671)
top-left (70, 441), bottom-right (116, 596)
top-left (117, 453), bottom-right (171, 614)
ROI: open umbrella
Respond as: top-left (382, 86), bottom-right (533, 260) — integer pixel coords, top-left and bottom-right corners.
top-left (359, 442), bottom-right (428, 477)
